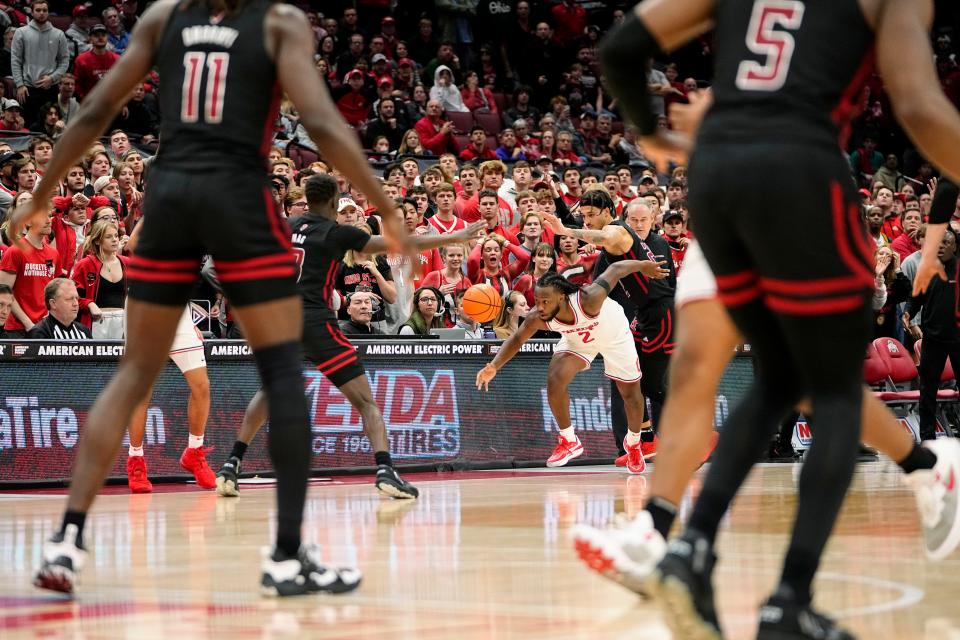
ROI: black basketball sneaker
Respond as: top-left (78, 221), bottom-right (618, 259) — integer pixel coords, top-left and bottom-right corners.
top-left (260, 543), bottom-right (362, 597)
top-left (374, 465), bottom-right (420, 499)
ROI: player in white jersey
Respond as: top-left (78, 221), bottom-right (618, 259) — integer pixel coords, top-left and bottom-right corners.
top-left (125, 304), bottom-right (214, 493)
top-left (476, 259), bottom-right (668, 472)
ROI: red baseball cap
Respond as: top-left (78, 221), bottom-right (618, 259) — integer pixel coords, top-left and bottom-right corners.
top-left (72, 2), bottom-right (92, 17)
top-left (397, 58), bottom-right (414, 68)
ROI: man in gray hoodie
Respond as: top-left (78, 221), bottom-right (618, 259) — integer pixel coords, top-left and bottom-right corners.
top-left (11, 0), bottom-right (69, 124)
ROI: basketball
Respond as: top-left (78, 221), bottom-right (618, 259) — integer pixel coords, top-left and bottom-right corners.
top-left (461, 283), bottom-right (502, 323)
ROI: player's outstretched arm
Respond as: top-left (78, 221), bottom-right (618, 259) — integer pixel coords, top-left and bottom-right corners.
top-left (542, 214), bottom-right (634, 256)
top-left (10, 0), bottom-right (177, 236)
top-left (476, 313), bottom-right (545, 391)
top-left (579, 259), bottom-right (669, 315)
top-left (270, 5), bottom-right (403, 246)
top-left (363, 220), bottom-right (485, 255)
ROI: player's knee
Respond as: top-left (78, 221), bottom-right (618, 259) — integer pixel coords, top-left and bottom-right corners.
top-left (187, 372), bottom-right (210, 399)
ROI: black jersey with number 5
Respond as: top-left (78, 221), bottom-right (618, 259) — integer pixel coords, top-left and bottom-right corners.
top-left (697, 0), bottom-right (874, 150)
top-left (288, 215), bottom-right (371, 321)
top-left (153, 0), bottom-right (280, 171)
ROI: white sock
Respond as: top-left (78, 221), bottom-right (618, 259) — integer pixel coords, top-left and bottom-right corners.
top-left (128, 446), bottom-right (144, 457)
top-left (559, 427), bottom-right (576, 442)
top-left (188, 434), bottom-right (204, 449)
top-left (626, 430), bottom-right (642, 446)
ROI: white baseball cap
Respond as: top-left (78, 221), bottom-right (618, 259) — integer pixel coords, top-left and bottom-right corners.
top-left (337, 197), bottom-right (359, 212)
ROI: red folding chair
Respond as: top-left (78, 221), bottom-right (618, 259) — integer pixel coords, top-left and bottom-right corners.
top-left (447, 111), bottom-right (475, 134)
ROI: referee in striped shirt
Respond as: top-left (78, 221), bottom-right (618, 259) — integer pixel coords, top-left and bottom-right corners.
top-left (27, 278), bottom-right (92, 340)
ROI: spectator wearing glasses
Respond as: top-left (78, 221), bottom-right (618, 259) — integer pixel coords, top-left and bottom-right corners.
top-left (284, 188), bottom-right (308, 218)
top-left (398, 286), bottom-right (445, 336)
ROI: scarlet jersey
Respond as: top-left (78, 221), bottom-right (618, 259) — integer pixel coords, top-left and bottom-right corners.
top-left (427, 214), bottom-right (467, 235)
top-left (0, 240), bottom-right (60, 331)
top-left (154, 0), bottom-right (280, 171)
top-left (557, 253), bottom-right (598, 286)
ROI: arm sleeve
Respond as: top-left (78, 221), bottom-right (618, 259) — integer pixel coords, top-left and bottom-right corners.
top-left (598, 13), bottom-right (664, 135)
top-left (928, 178), bottom-right (959, 225)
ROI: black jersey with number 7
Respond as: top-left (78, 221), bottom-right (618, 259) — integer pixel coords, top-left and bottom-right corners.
top-left (153, 0), bottom-right (281, 171)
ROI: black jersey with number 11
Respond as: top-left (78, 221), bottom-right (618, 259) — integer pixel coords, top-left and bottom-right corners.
top-left (697, 0), bottom-right (874, 150)
top-left (154, 0), bottom-right (280, 171)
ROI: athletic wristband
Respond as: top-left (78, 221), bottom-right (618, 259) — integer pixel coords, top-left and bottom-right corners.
top-left (928, 178), bottom-right (959, 225)
top-left (599, 12), bottom-right (665, 136)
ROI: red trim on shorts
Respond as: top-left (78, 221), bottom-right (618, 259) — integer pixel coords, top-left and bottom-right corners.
top-left (128, 256), bottom-right (200, 271)
top-left (718, 287), bottom-right (762, 307)
top-left (127, 269), bottom-right (197, 282)
top-left (327, 323), bottom-right (356, 350)
top-left (831, 181), bottom-right (875, 288)
top-left (758, 274), bottom-right (871, 296)
top-left (169, 345), bottom-right (204, 355)
top-left (216, 253), bottom-right (295, 270)
top-left (218, 265), bottom-right (296, 282)
top-left (642, 308), bottom-right (673, 353)
top-left (765, 293), bottom-right (865, 315)
top-left (315, 348), bottom-right (355, 372)
top-left (715, 270), bottom-right (759, 288)
top-left (324, 355), bottom-right (359, 376)
top-left (263, 186), bottom-right (293, 252)
top-left (606, 371), bottom-right (642, 383)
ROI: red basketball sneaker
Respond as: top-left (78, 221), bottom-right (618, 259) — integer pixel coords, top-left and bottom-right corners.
top-left (127, 456), bottom-right (153, 493)
top-left (181, 446), bottom-right (217, 489)
top-left (547, 436), bottom-right (584, 467)
top-left (622, 437), bottom-right (646, 474)
top-left (641, 436), bottom-right (658, 461)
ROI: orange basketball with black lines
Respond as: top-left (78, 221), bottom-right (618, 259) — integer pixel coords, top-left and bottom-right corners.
top-left (461, 283), bottom-right (502, 323)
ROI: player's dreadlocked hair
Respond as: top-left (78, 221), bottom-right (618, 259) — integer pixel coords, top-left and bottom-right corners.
top-left (536, 271), bottom-right (580, 295)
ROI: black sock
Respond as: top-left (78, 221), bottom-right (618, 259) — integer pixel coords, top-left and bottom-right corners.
top-left (375, 450), bottom-right (392, 467)
top-left (686, 488), bottom-right (728, 545)
top-left (645, 497), bottom-right (678, 538)
top-left (897, 444), bottom-right (937, 474)
top-left (61, 510), bottom-right (86, 546)
top-left (230, 440), bottom-right (248, 461)
top-left (254, 341), bottom-right (311, 561)
top-left (779, 551), bottom-right (816, 605)
top-left (640, 428), bottom-right (656, 443)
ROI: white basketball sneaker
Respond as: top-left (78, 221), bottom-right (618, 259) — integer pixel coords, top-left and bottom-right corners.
top-left (572, 510), bottom-right (667, 596)
top-left (904, 438), bottom-right (960, 560)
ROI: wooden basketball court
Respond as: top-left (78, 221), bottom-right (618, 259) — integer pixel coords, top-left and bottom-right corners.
top-left (0, 462), bottom-right (956, 639)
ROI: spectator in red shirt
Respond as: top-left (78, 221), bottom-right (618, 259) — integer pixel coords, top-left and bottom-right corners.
top-left (458, 161), bottom-right (515, 225)
top-left (460, 70), bottom-right (498, 115)
top-left (553, 130), bottom-right (583, 167)
top-left (561, 166), bottom-right (582, 207)
top-left (875, 186), bottom-right (903, 240)
top-left (415, 99), bottom-right (459, 156)
top-left (421, 243), bottom-right (473, 324)
top-left (427, 183), bottom-right (467, 234)
top-left (0, 210), bottom-right (59, 336)
top-left (74, 24), bottom-right (118, 101)
top-left (459, 125), bottom-right (497, 162)
top-left (513, 242), bottom-right (556, 306)
top-left (555, 234), bottom-right (597, 286)
top-left (0, 101), bottom-right (27, 132)
top-left (333, 69), bottom-right (373, 127)
top-left (71, 219), bottom-right (128, 331)
top-left (473, 189), bottom-right (519, 245)
top-left (662, 210), bottom-right (689, 274)
top-left (551, 0), bottom-right (587, 48)
top-left (467, 232), bottom-right (511, 296)
top-left (454, 164), bottom-right (480, 218)
top-left (891, 207), bottom-right (923, 262)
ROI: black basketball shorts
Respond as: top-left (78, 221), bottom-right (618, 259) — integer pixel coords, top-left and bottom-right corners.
top-left (302, 319), bottom-right (366, 387)
top-left (127, 166), bottom-right (298, 307)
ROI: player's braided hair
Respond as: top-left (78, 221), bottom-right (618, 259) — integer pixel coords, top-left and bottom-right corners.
top-left (536, 271), bottom-right (580, 295)
top-left (578, 188), bottom-right (614, 213)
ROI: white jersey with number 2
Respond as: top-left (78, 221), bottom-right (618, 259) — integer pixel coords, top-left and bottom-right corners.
top-left (546, 290), bottom-right (641, 383)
